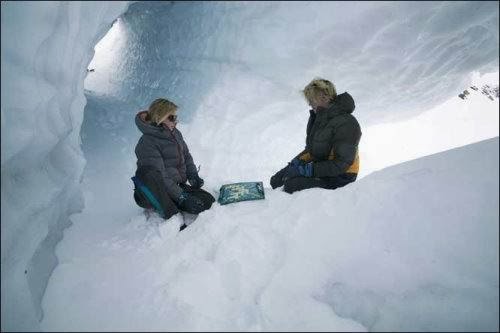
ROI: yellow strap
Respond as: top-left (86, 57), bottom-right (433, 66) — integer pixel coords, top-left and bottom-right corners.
top-left (298, 152), bottom-right (313, 162)
top-left (300, 149), bottom-right (359, 174)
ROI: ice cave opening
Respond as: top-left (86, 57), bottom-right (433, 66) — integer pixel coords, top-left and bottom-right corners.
top-left (1, 1), bottom-right (498, 331)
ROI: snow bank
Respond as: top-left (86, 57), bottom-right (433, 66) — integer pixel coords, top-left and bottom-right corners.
top-left (1, 2), bottom-right (129, 331)
top-left (359, 71), bottom-right (499, 178)
top-left (41, 137), bottom-right (499, 331)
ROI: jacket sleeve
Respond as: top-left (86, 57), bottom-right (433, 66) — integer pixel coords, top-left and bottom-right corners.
top-left (313, 118), bottom-right (361, 177)
top-left (292, 149), bottom-right (310, 162)
top-left (162, 169), bottom-right (184, 201)
top-left (136, 138), bottom-right (184, 200)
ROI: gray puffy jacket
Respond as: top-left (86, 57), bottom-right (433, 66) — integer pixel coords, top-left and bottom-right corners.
top-left (134, 111), bottom-right (198, 200)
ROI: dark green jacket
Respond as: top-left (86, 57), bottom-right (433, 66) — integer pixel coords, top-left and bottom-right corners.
top-left (299, 92), bottom-right (361, 177)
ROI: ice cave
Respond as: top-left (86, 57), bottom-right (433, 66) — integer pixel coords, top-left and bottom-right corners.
top-left (1, 1), bottom-right (499, 331)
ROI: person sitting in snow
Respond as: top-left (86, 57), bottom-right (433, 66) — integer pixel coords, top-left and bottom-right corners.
top-left (132, 98), bottom-right (215, 221)
top-left (270, 78), bottom-right (361, 193)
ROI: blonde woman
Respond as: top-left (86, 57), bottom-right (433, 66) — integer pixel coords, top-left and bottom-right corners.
top-left (270, 78), bottom-right (361, 193)
top-left (132, 98), bottom-right (214, 227)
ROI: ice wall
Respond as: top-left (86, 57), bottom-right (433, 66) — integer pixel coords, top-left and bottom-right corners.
top-left (1, 2), bottom-right (129, 331)
top-left (86, 1), bottom-right (499, 125)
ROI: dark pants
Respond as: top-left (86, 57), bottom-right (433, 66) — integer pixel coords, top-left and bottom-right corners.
top-left (178, 182), bottom-right (216, 213)
top-left (133, 167), bottom-right (215, 219)
top-left (283, 173), bottom-right (357, 194)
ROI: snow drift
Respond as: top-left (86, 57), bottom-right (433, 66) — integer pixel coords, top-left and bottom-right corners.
top-left (41, 137), bottom-right (499, 331)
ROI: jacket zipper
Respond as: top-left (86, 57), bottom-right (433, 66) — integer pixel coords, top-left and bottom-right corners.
top-left (168, 129), bottom-right (183, 174)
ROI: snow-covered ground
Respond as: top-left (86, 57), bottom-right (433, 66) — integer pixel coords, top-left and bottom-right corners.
top-left (41, 134), bottom-right (498, 331)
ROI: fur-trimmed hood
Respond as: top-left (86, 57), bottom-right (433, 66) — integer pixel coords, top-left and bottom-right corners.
top-left (135, 111), bottom-right (178, 140)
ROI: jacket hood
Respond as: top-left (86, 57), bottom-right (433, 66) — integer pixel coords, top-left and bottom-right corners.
top-left (326, 92), bottom-right (355, 115)
top-left (135, 110), bottom-right (172, 139)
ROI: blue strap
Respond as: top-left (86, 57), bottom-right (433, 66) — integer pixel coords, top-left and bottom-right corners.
top-left (131, 176), bottom-right (165, 218)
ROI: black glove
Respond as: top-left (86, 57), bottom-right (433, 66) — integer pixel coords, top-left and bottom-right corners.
top-left (271, 158), bottom-right (314, 189)
top-left (282, 164), bottom-right (301, 180)
top-left (188, 174), bottom-right (204, 189)
top-left (178, 191), bottom-right (205, 214)
top-left (270, 165), bottom-right (289, 189)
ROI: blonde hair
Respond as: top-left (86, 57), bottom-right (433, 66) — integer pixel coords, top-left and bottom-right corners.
top-left (148, 98), bottom-right (178, 124)
top-left (302, 78), bottom-right (337, 104)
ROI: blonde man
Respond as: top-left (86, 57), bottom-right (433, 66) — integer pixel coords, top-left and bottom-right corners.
top-left (132, 98), bottom-right (214, 228)
top-left (270, 78), bottom-right (361, 193)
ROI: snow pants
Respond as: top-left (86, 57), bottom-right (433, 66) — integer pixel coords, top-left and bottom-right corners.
top-left (283, 173), bottom-right (357, 194)
top-left (133, 166), bottom-right (215, 219)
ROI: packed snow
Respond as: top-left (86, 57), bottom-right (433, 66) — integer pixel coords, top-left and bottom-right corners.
top-left (1, 1), bottom-right (499, 331)
top-left (40, 136), bottom-right (499, 331)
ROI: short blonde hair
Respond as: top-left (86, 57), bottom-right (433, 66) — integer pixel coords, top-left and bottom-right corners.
top-left (302, 78), bottom-right (337, 104)
top-left (148, 98), bottom-right (178, 124)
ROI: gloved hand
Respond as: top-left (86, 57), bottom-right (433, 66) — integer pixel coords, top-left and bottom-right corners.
top-left (284, 161), bottom-right (314, 179)
top-left (290, 157), bottom-right (302, 167)
top-left (270, 158), bottom-right (313, 188)
top-left (270, 165), bottom-right (289, 189)
top-left (297, 161), bottom-right (314, 177)
top-left (178, 191), bottom-right (205, 214)
top-left (188, 174), bottom-right (204, 189)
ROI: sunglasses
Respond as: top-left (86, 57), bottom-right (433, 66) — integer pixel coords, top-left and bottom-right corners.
top-left (167, 114), bottom-right (177, 122)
